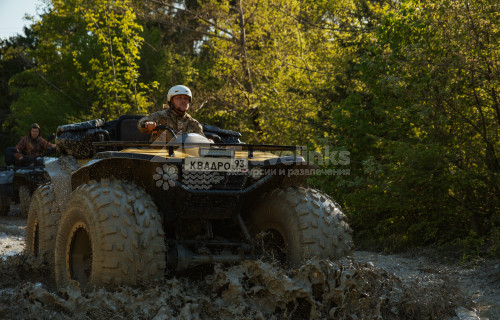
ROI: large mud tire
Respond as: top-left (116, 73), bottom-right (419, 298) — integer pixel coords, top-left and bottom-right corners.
top-left (19, 185), bottom-right (31, 217)
top-left (26, 183), bottom-right (59, 276)
top-left (249, 187), bottom-right (354, 266)
top-left (54, 179), bottom-right (166, 291)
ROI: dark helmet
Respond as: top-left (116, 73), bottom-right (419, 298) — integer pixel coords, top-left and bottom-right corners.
top-left (28, 123), bottom-right (41, 136)
top-left (30, 123), bottom-right (41, 130)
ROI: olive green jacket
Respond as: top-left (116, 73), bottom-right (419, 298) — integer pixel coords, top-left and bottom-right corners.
top-left (137, 108), bottom-right (204, 142)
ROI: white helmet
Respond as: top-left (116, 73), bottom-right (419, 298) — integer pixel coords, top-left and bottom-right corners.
top-left (167, 85), bottom-right (192, 102)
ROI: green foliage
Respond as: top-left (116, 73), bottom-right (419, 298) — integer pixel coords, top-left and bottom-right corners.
top-left (0, 32), bottom-right (38, 154)
top-left (8, 70), bottom-right (72, 137)
top-left (184, 0), bottom-right (354, 144)
top-left (0, 0), bottom-right (159, 144)
top-left (319, 0), bottom-right (499, 255)
top-left (72, 0), bottom-right (157, 118)
top-left (1, 0), bottom-right (94, 137)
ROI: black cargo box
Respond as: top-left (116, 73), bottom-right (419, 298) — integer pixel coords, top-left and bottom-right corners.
top-left (56, 119), bottom-right (110, 159)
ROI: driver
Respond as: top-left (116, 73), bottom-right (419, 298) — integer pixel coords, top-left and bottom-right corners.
top-left (14, 123), bottom-right (56, 166)
top-left (138, 85), bottom-right (204, 142)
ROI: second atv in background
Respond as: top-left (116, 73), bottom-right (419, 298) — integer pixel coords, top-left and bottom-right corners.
top-left (0, 130), bottom-right (56, 217)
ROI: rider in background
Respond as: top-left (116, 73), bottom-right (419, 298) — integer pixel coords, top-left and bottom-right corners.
top-left (14, 123), bottom-right (56, 166)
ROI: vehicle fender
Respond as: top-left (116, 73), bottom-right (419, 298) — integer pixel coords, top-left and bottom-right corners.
top-left (44, 156), bottom-right (80, 211)
top-left (70, 157), bottom-right (156, 193)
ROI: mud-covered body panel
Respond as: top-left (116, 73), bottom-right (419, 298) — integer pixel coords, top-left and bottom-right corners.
top-left (70, 149), bottom-right (316, 221)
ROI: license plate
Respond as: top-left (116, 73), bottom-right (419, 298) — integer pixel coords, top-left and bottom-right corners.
top-left (184, 157), bottom-right (248, 172)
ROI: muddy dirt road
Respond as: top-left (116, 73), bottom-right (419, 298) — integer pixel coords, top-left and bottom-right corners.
top-left (1, 214), bottom-right (499, 320)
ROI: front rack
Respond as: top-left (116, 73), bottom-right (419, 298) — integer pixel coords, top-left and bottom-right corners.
top-left (92, 141), bottom-right (306, 158)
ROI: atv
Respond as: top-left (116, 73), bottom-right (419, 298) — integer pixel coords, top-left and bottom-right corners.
top-left (26, 115), bottom-right (354, 291)
top-left (0, 147), bottom-right (54, 217)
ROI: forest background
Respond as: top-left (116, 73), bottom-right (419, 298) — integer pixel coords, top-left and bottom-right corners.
top-left (0, 0), bottom-right (498, 258)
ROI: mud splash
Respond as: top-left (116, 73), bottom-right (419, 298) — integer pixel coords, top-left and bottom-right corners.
top-left (0, 253), bottom-right (464, 320)
top-left (2, 216), bottom-right (495, 319)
